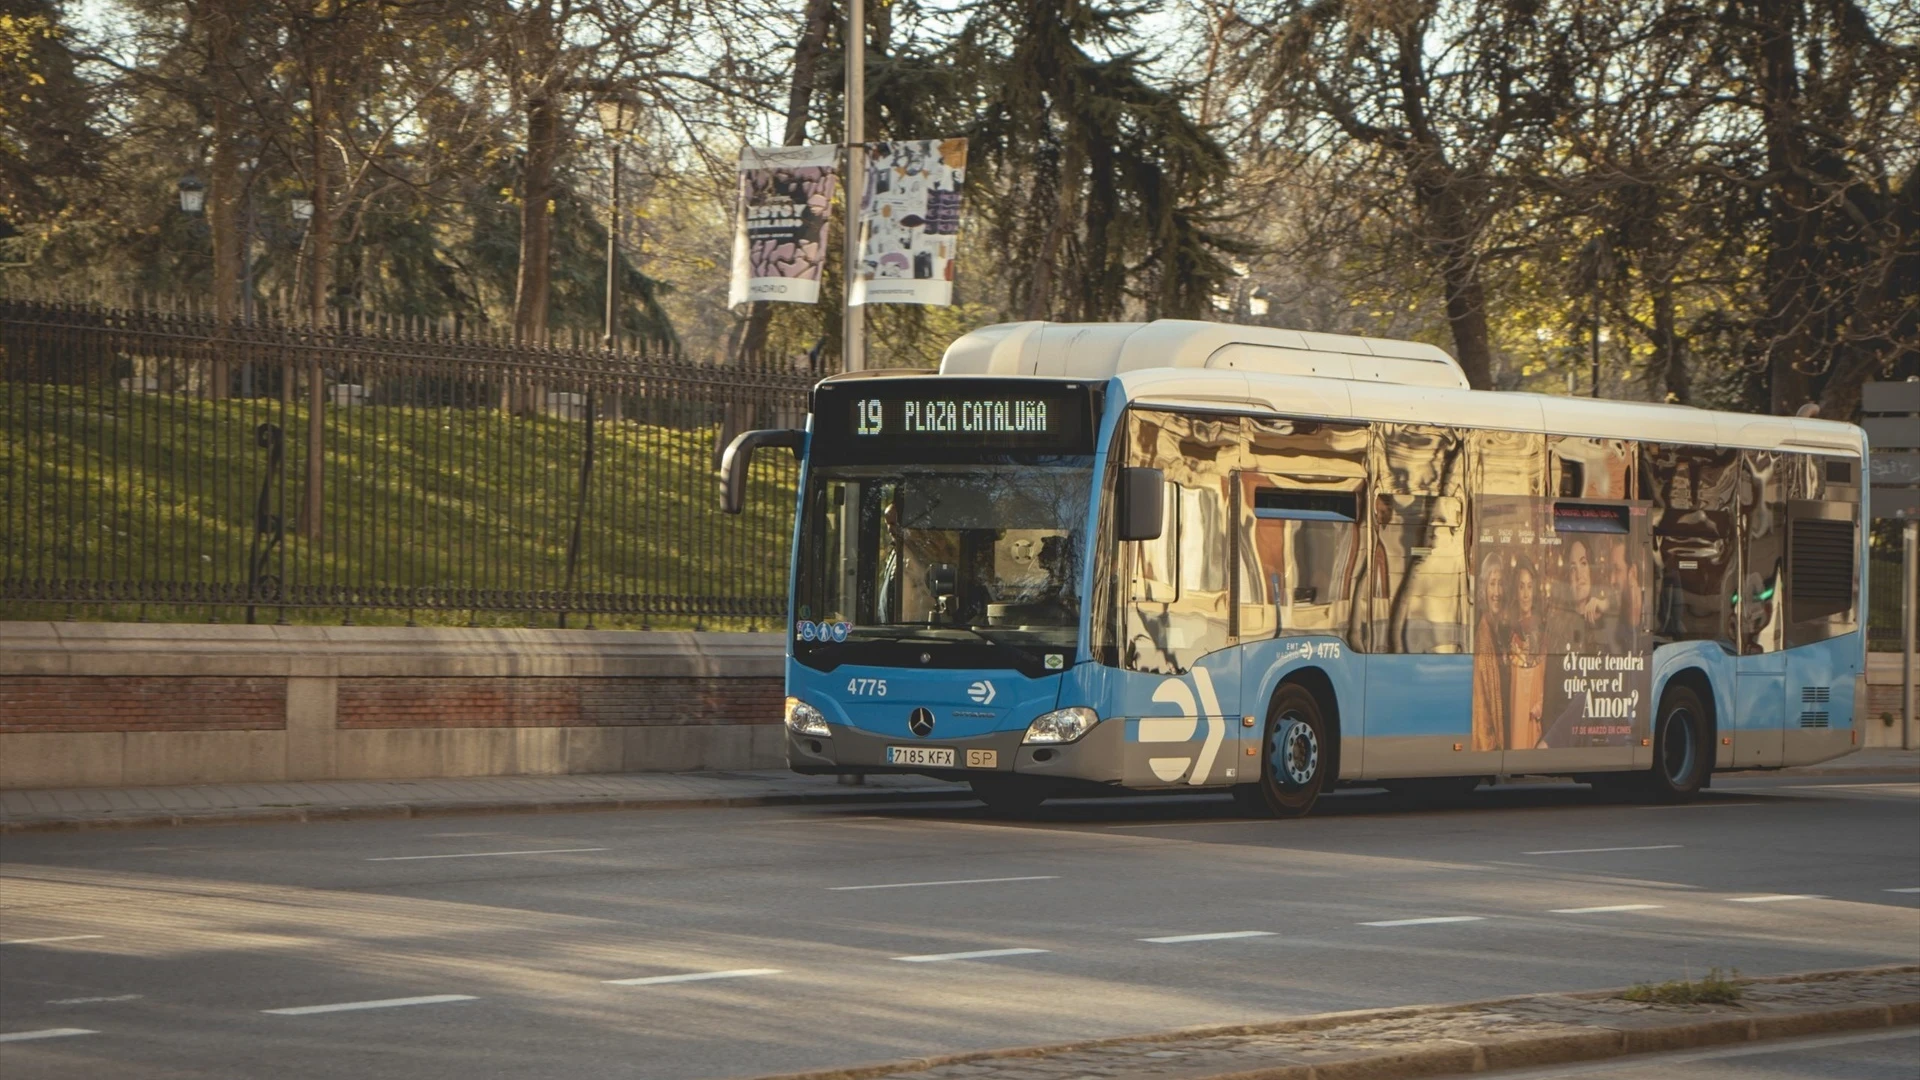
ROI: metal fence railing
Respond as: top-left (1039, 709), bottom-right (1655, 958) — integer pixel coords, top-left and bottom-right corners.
top-left (1, 297), bottom-right (813, 627)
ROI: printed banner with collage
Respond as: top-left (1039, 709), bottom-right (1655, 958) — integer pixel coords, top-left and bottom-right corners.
top-left (728, 145), bottom-right (840, 307)
top-left (1470, 497), bottom-right (1653, 753)
top-left (850, 139), bottom-right (968, 307)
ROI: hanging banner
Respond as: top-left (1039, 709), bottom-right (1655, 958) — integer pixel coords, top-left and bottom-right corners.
top-left (728, 145), bottom-right (840, 307)
top-left (850, 138), bottom-right (967, 307)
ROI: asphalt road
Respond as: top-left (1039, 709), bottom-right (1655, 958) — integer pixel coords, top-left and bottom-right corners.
top-left (2, 773), bottom-right (1916, 1080)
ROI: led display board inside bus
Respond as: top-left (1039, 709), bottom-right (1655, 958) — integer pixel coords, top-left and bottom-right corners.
top-left (809, 379), bottom-right (1098, 462)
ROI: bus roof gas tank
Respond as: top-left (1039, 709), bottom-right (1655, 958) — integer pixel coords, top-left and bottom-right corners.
top-left (939, 319), bottom-right (1469, 391)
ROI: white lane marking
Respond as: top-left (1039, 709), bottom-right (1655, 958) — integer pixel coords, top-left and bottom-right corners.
top-left (47, 994), bottom-right (142, 1005)
top-left (1, 935), bottom-right (104, 946)
top-left (1886, 887), bottom-right (1920, 893)
top-left (604, 968), bottom-right (781, 986)
top-left (262, 994), bottom-right (477, 1015)
top-left (893, 948), bottom-right (1049, 963)
top-left (0, 1028), bottom-right (98, 1043)
top-left (1141, 930), bottom-right (1276, 944)
top-left (1106, 819), bottom-right (1275, 830)
top-left (1361, 916), bottom-right (1487, 927)
top-left (1727, 894), bottom-right (1825, 903)
top-left (829, 875), bottom-right (1059, 891)
top-left (366, 847), bottom-right (607, 862)
top-left (1523, 844), bottom-right (1683, 855)
top-left (1549, 904), bottom-right (1665, 914)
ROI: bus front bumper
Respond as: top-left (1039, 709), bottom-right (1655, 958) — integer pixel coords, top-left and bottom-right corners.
top-left (787, 716), bottom-right (1126, 783)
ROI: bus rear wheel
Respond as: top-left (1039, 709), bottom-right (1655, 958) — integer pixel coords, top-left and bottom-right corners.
top-left (1644, 683), bottom-right (1710, 803)
top-left (1234, 684), bottom-right (1328, 819)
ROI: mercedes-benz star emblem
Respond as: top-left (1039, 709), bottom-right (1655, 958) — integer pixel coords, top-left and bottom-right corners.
top-left (908, 708), bottom-right (936, 737)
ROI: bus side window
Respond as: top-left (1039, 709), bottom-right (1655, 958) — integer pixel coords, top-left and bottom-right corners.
top-left (1371, 424), bottom-right (1470, 654)
top-left (1122, 409), bottom-right (1234, 674)
top-left (1739, 450), bottom-right (1786, 654)
top-left (1642, 443), bottom-right (1738, 647)
top-left (1236, 478), bottom-right (1361, 642)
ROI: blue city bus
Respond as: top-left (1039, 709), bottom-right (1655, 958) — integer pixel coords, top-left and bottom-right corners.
top-left (721, 320), bottom-right (1869, 815)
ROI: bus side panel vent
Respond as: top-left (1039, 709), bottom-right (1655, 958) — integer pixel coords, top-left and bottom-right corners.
top-left (1799, 711), bottom-right (1830, 728)
top-left (1789, 519), bottom-right (1854, 622)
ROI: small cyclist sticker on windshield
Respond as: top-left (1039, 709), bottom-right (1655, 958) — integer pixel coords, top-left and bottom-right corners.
top-left (796, 620), bottom-right (851, 642)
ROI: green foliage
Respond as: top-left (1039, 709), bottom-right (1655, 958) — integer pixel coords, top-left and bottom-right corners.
top-left (0, 384), bottom-right (795, 628)
top-left (1620, 968), bottom-right (1743, 1006)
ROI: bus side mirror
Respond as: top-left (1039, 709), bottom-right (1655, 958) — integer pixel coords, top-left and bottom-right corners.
top-left (719, 429), bottom-right (805, 514)
top-left (1117, 467), bottom-right (1164, 542)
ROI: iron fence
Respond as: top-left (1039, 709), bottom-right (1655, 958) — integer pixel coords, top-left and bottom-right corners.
top-left (0, 297), bottom-right (813, 627)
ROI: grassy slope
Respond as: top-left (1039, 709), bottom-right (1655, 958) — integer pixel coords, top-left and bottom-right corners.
top-left (0, 384), bottom-right (797, 628)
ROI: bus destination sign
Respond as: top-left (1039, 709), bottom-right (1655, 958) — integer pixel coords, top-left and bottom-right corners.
top-left (853, 396), bottom-right (1056, 438)
top-left (810, 379), bottom-right (1097, 462)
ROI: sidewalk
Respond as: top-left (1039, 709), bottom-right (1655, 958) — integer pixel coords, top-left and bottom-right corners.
top-left (3, 748), bottom-right (1912, 834)
top-left (747, 965), bottom-right (1920, 1080)
top-left (0, 769), bottom-right (969, 833)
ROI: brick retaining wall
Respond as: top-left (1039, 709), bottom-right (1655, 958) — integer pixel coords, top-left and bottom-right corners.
top-left (0, 623), bottom-right (786, 789)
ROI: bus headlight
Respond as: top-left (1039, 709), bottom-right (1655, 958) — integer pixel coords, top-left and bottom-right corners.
top-left (1023, 707), bottom-right (1097, 745)
top-left (784, 697), bottom-right (831, 737)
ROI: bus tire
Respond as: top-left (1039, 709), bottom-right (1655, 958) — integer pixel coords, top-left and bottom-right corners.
top-left (970, 776), bottom-right (1049, 816)
top-left (1236, 683), bottom-right (1328, 818)
top-left (1646, 683), bottom-right (1710, 803)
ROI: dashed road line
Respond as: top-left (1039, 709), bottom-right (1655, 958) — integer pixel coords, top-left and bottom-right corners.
top-left (47, 994), bottom-right (142, 1005)
top-left (262, 994), bottom-right (477, 1015)
top-left (1886, 887), bottom-right (1920, 894)
top-left (1523, 845), bottom-right (1683, 855)
top-left (0, 1028), bottom-right (97, 1043)
top-left (1549, 904), bottom-right (1664, 914)
top-left (366, 848), bottom-right (608, 862)
top-left (1727, 894), bottom-right (1825, 903)
top-left (829, 875), bottom-right (1059, 891)
top-left (1360, 916), bottom-right (1487, 927)
top-left (1, 935), bottom-right (104, 946)
top-left (604, 969), bottom-right (781, 986)
top-left (1141, 930), bottom-right (1276, 944)
top-left (893, 948), bottom-right (1049, 963)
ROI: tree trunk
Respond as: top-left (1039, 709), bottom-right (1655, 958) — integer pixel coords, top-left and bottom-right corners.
top-left (514, 91), bottom-right (560, 349)
top-left (204, 0), bottom-right (241, 399)
top-left (1647, 280), bottom-right (1690, 404)
top-left (1436, 244), bottom-right (1493, 390)
top-left (1025, 141), bottom-right (1083, 322)
top-left (301, 54), bottom-right (332, 539)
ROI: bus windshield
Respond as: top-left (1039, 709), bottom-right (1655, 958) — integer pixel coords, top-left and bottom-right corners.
top-left (793, 462), bottom-right (1093, 660)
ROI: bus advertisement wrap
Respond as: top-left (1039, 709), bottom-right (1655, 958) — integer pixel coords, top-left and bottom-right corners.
top-left (1471, 496), bottom-right (1653, 752)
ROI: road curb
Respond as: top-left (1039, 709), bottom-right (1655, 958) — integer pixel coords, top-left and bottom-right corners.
top-left (0, 786), bottom-right (975, 833)
top-left (738, 965), bottom-right (1919, 1080)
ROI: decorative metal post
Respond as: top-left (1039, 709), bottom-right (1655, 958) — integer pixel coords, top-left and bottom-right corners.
top-left (843, 0), bottom-right (865, 374)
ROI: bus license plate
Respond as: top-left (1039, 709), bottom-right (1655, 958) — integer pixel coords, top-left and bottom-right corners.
top-left (887, 746), bottom-right (954, 767)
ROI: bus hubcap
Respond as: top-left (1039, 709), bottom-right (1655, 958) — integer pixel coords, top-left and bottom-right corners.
top-left (1663, 707), bottom-right (1696, 785)
top-left (1271, 715), bottom-right (1318, 789)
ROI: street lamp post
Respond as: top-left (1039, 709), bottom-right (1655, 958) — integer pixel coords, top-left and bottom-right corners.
top-left (595, 96), bottom-right (640, 351)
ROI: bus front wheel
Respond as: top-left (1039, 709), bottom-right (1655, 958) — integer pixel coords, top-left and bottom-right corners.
top-left (1234, 684), bottom-right (1328, 819)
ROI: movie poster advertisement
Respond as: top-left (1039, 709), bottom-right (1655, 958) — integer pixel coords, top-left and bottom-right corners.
top-left (850, 139), bottom-right (967, 307)
top-left (728, 145), bottom-right (840, 307)
top-left (1470, 497), bottom-right (1653, 752)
